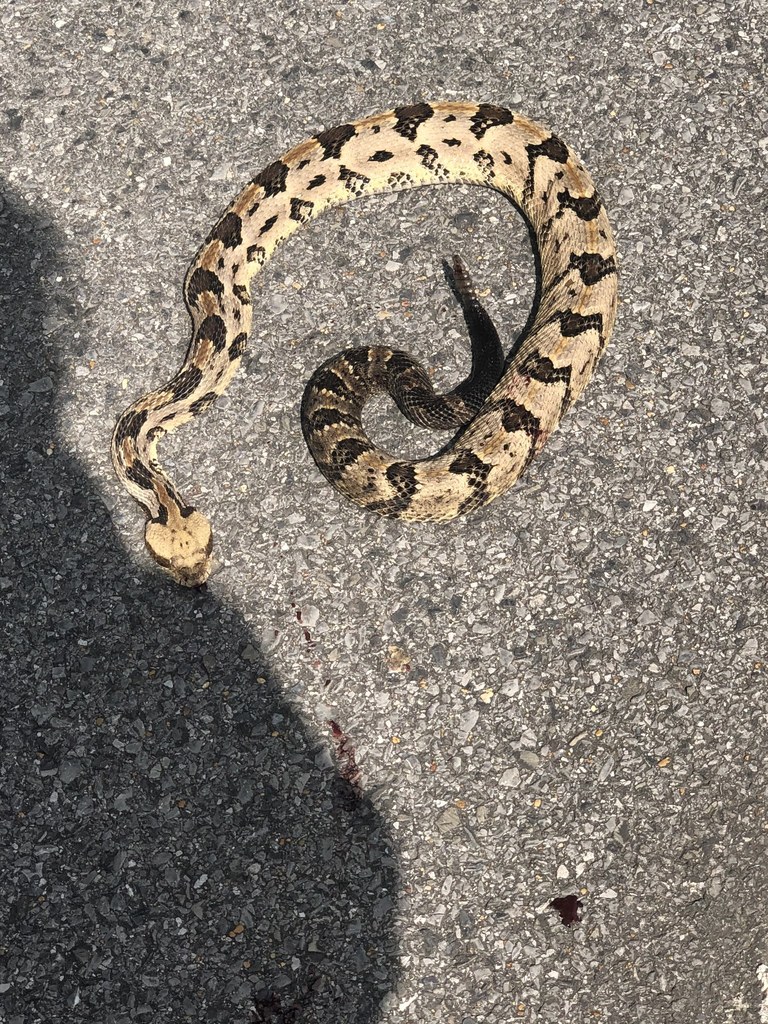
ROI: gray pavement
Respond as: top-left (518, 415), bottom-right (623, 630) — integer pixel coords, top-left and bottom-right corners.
top-left (1, 2), bottom-right (766, 1022)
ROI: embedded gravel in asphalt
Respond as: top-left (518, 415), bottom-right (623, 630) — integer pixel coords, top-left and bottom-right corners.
top-left (1, 2), bottom-right (766, 1022)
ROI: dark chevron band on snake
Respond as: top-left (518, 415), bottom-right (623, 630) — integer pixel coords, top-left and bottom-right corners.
top-left (111, 102), bottom-right (618, 586)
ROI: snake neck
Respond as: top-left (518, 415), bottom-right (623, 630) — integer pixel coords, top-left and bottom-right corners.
top-left (112, 410), bottom-right (182, 520)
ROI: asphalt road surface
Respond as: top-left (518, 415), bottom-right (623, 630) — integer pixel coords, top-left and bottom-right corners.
top-left (1, 2), bottom-right (766, 1022)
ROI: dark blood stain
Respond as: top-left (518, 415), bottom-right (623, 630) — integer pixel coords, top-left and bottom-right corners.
top-left (251, 992), bottom-right (300, 1022)
top-left (550, 894), bottom-right (582, 926)
top-left (327, 719), bottom-right (363, 796)
top-left (290, 602), bottom-right (314, 646)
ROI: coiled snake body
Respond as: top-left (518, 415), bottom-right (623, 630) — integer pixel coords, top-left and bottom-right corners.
top-left (112, 102), bottom-right (618, 586)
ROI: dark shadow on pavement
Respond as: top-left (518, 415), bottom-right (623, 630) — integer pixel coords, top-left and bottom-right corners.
top-left (0, 186), bottom-right (399, 1023)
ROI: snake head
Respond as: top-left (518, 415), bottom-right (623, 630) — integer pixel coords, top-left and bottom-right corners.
top-left (144, 510), bottom-right (213, 587)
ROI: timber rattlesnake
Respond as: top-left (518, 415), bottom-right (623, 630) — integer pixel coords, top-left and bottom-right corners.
top-left (112, 102), bottom-right (618, 586)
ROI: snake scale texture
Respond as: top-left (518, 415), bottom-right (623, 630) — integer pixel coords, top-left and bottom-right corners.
top-left (112, 102), bottom-right (618, 586)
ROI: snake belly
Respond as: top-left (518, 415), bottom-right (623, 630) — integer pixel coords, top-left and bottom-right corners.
top-left (112, 102), bottom-right (618, 586)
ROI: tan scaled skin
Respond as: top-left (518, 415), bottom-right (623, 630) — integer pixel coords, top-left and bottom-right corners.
top-left (144, 510), bottom-right (213, 587)
top-left (112, 102), bottom-right (618, 585)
